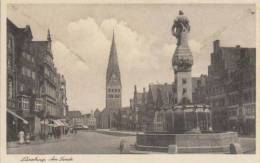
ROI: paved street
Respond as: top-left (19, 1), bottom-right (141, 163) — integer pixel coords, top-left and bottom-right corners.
top-left (7, 131), bottom-right (135, 154)
top-left (239, 137), bottom-right (256, 154)
top-left (7, 131), bottom-right (255, 154)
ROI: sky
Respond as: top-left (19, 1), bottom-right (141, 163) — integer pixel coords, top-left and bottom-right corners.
top-left (7, 4), bottom-right (256, 114)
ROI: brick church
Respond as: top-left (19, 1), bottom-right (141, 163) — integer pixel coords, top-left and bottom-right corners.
top-left (101, 31), bottom-right (122, 129)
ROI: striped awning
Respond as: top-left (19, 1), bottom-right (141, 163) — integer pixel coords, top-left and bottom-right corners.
top-left (52, 120), bottom-right (65, 127)
top-left (7, 109), bottom-right (29, 124)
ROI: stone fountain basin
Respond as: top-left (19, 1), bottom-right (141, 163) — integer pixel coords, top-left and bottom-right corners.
top-left (136, 132), bottom-right (238, 153)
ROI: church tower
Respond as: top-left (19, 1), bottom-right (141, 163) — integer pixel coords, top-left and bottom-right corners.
top-left (106, 31), bottom-right (122, 128)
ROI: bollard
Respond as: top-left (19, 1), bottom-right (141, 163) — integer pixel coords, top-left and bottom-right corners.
top-left (230, 143), bottom-right (243, 154)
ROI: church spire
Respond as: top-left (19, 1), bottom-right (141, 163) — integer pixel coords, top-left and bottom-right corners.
top-left (106, 30), bottom-right (121, 85)
top-left (47, 29), bottom-right (51, 42)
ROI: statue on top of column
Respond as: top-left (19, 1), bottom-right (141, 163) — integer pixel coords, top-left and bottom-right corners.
top-left (171, 10), bottom-right (190, 45)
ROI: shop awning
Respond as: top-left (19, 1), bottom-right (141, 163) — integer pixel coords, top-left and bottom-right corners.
top-left (52, 120), bottom-right (65, 127)
top-left (7, 109), bottom-right (29, 124)
top-left (63, 122), bottom-right (69, 127)
top-left (48, 124), bottom-right (58, 127)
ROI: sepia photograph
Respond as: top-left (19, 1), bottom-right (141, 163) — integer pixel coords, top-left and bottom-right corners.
top-left (2, 2), bottom-right (257, 158)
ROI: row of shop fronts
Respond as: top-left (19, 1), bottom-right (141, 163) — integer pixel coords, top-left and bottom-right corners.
top-left (40, 119), bottom-right (70, 139)
top-left (7, 109), bottom-right (71, 142)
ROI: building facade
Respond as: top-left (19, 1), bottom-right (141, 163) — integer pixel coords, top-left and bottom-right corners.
top-left (192, 75), bottom-right (208, 104)
top-left (82, 111), bottom-right (96, 129)
top-left (94, 109), bottom-right (102, 128)
top-left (207, 40), bottom-right (256, 135)
top-left (67, 111), bottom-right (82, 127)
top-left (6, 19), bottom-right (69, 141)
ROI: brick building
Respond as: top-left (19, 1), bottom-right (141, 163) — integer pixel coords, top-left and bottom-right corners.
top-left (192, 75), bottom-right (208, 104)
top-left (130, 78), bottom-right (208, 132)
top-left (207, 40), bottom-right (256, 135)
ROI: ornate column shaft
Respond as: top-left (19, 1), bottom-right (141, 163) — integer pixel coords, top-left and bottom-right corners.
top-left (172, 10), bottom-right (193, 105)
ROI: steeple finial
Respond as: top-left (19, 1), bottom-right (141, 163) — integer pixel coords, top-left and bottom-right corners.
top-left (112, 28), bottom-right (115, 45)
top-left (47, 29), bottom-right (51, 41)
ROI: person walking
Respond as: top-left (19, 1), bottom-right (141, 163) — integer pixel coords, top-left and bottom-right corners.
top-left (25, 132), bottom-right (31, 144)
top-left (119, 140), bottom-right (125, 154)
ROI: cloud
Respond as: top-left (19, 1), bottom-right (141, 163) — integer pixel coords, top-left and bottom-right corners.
top-left (52, 17), bottom-right (168, 113)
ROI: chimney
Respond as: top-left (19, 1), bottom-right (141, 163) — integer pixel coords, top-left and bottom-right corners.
top-left (143, 88), bottom-right (146, 93)
top-left (236, 45), bottom-right (240, 48)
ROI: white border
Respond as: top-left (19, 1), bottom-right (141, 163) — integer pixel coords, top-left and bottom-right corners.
top-left (1, 0), bottom-right (259, 163)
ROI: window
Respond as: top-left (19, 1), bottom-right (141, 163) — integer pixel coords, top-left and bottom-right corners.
top-left (183, 88), bottom-right (187, 94)
top-left (27, 54), bottom-right (30, 61)
top-left (7, 55), bottom-right (12, 70)
top-left (7, 34), bottom-right (14, 54)
top-left (7, 79), bottom-right (13, 99)
top-left (22, 67), bottom-right (26, 76)
top-left (21, 97), bottom-right (29, 110)
top-left (22, 52), bottom-right (26, 58)
top-left (182, 78), bottom-right (187, 84)
top-left (20, 84), bottom-right (24, 92)
top-left (7, 36), bottom-right (11, 50)
top-left (32, 71), bottom-right (35, 80)
top-left (27, 68), bottom-right (32, 78)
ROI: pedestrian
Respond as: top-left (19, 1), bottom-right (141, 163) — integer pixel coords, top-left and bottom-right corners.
top-left (119, 140), bottom-right (125, 154)
top-left (25, 132), bottom-right (31, 144)
top-left (18, 129), bottom-right (25, 144)
top-left (53, 128), bottom-right (56, 139)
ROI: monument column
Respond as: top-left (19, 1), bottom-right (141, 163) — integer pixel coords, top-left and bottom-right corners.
top-left (172, 10), bottom-right (193, 105)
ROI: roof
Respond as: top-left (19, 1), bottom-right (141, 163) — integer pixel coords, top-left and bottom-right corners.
top-left (7, 18), bottom-right (33, 39)
top-left (67, 111), bottom-right (82, 118)
top-left (30, 41), bottom-right (48, 61)
top-left (149, 83), bottom-right (174, 104)
top-left (213, 40), bottom-right (256, 71)
top-left (106, 31), bottom-right (121, 85)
